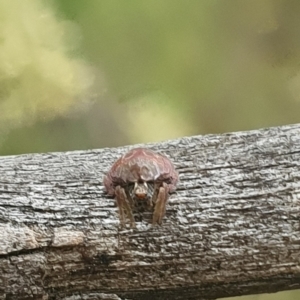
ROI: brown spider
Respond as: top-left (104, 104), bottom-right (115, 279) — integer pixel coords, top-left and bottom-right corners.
top-left (103, 148), bottom-right (178, 228)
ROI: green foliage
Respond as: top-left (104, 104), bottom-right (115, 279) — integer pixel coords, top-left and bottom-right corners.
top-left (224, 289), bottom-right (299, 300)
top-left (2, 0), bottom-right (300, 155)
top-left (0, 0), bottom-right (93, 132)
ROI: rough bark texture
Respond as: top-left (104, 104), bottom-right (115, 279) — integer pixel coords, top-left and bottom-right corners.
top-left (0, 124), bottom-right (300, 300)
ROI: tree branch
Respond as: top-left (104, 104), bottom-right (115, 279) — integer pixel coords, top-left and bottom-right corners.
top-left (0, 124), bottom-right (300, 300)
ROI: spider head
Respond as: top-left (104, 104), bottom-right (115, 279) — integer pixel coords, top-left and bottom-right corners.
top-left (132, 182), bottom-right (148, 199)
top-left (127, 181), bottom-right (155, 200)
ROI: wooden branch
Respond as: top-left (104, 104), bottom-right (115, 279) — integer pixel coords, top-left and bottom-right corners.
top-left (0, 124), bottom-right (300, 300)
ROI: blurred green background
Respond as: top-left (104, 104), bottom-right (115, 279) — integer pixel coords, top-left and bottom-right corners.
top-left (2, 0), bottom-right (300, 155)
top-left (0, 0), bottom-right (300, 298)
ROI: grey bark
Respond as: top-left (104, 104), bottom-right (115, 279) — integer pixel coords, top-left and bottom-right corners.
top-left (0, 124), bottom-right (300, 300)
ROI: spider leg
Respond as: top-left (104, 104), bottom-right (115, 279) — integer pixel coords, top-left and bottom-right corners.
top-left (152, 182), bottom-right (169, 225)
top-left (115, 186), bottom-right (136, 228)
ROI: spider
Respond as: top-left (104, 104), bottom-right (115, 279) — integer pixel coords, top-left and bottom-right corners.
top-left (103, 148), bottom-right (178, 227)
